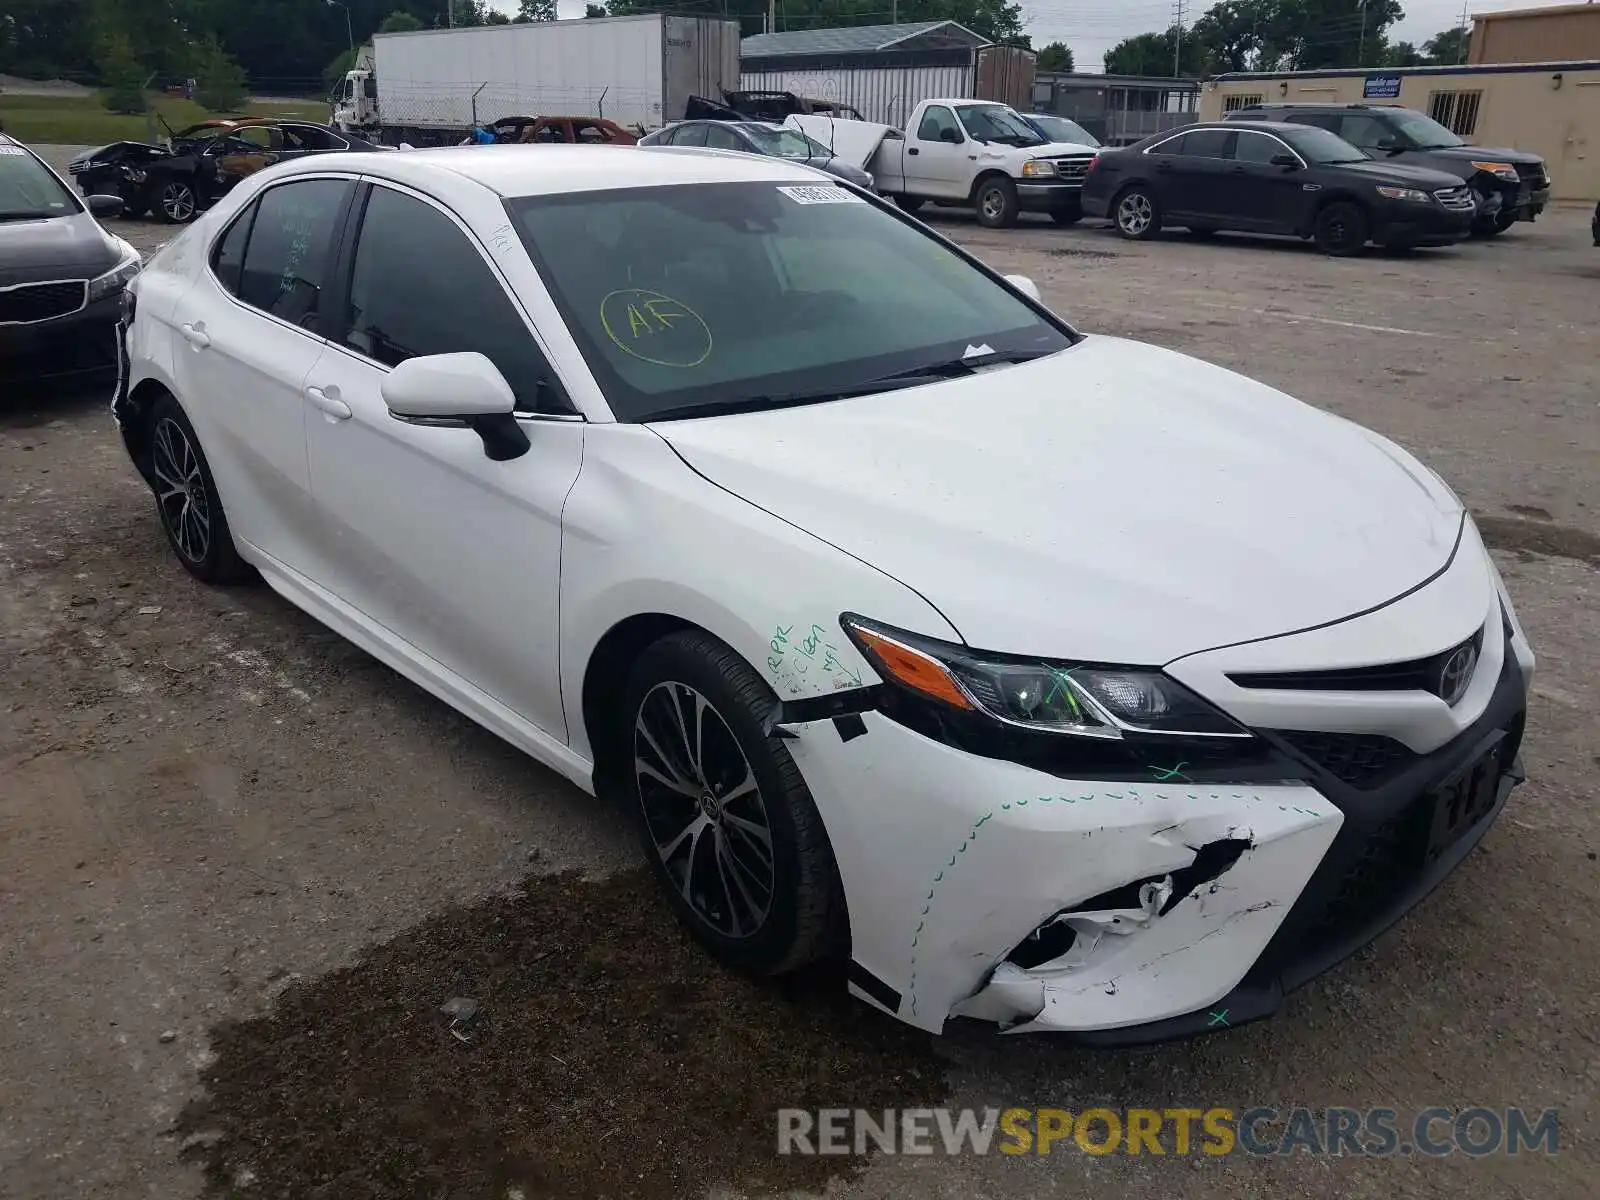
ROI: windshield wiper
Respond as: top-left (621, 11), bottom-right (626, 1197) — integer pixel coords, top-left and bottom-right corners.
top-left (641, 350), bottom-right (1060, 422)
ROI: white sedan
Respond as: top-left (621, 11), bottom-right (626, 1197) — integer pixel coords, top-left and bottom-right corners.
top-left (114, 145), bottom-right (1533, 1042)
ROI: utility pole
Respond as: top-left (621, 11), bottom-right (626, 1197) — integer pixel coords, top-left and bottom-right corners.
top-left (767, 0), bottom-right (775, 35)
top-left (1458, 0), bottom-right (1470, 63)
top-left (1173, 0), bottom-right (1186, 77)
top-left (447, 0), bottom-right (453, 29)
top-left (1357, 0), bottom-right (1367, 67)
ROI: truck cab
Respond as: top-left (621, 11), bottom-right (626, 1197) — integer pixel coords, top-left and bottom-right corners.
top-left (333, 68), bottom-right (379, 136)
top-left (795, 99), bottom-right (1099, 229)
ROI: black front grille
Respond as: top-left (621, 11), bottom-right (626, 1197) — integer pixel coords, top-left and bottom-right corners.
top-left (1516, 163), bottom-right (1547, 187)
top-left (1305, 802), bottom-right (1431, 939)
top-left (0, 280), bottom-right (87, 324)
top-left (1229, 627), bottom-right (1484, 703)
top-left (1272, 729), bottom-right (1414, 788)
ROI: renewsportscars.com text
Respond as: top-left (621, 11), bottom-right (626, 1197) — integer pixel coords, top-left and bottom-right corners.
top-left (777, 1107), bottom-right (1559, 1158)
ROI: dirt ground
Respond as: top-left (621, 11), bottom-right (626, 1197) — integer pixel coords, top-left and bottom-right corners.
top-left (3, 151), bottom-right (1598, 1199)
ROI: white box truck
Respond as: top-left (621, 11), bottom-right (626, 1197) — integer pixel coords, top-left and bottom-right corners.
top-left (333, 14), bottom-right (742, 144)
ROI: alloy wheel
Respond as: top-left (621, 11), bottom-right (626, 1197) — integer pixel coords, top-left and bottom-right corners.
top-left (151, 417), bottom-right (211, 563)
top-left (980, 188), bottom-right (1006, 222)
top-left (162, 182), bottom-right (196, 222)
top-left (1118, 192), bottom-right (1152, 235)
top-left (633, 681), bottom-right (775, 939)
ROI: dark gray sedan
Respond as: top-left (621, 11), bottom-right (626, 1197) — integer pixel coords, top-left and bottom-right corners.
top-left (638, 119), bottom-right (876, 191)
top-left (1, 133), bottom-right (139, 385)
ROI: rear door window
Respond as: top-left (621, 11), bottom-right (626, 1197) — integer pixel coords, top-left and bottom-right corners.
top-left (1181, 129), bottom-right (1233, 159)
top-left (673, 124), bottom-right (708, 147)
top-left (235, 178), bottom-right (353, 331)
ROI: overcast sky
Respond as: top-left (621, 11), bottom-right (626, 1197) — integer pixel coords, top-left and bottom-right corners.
top-left (511, 1), bottom-right (1581, 72)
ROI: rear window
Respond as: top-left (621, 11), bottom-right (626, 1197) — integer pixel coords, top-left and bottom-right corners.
top-left (509, 181), bottom-right (1072, 422)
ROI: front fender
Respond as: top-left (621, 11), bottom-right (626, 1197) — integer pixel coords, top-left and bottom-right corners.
top-left (558, 424), bottom-right (960, 764)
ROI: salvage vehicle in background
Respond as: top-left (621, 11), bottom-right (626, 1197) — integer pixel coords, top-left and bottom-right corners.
top-left (115, 145), bottom-right (1532, 1043)
top-left (69, 119), bottom-right (382, 224)
top-left (687, 90), bottom-right (865, 123)
top-left (1224, 103), bottom-right (1550, 237)
top-left (789, 98), bottom-right (1098, 228)
top-left (1084, 121), bottom-right (1475, 255)
top-left (483, 115), bottom-right (638, 144)
top-left (0, 132), bottom-right (140, 387)
top-left (638, 120), bottom-right (875, 189)
top-left (1014, 112), bottom-right (1101, 150)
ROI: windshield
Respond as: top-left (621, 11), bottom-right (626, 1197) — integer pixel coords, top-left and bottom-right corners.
top-left (0, 144), bottom-right (79, 219)
top-left (1390, 111), bottom-right (1465, 149)
top-left (1026, 115), bottom-right (1100, 147)
top-left (508, 181), bottom-right (1072, 422)
top-left (1281, 126), bottom-right (1371, 165)
top-left (956, 105), bottom-right (1044, 147)
top-left (742, 126), bottom-right (827, 159)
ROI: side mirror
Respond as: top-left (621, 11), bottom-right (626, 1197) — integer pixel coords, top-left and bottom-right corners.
top-left (1375, 136), bottom-right (1402, 153)
top-left (1003, 273), bottom-right (1042, 303)
top-left (381, 351), bottom-right (530, 462)
top-left (1270, 153), bottom-right (1300, 169)
top-left (939, 126), bottom-right (962, 144)
top-left (86, 193), bottom-right (125, 217)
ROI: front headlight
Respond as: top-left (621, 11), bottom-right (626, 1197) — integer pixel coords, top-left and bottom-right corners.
top-left (87, 244), bottom-right (142, 304)
top-left (1020, 159), bottom-right (1058, 178)
top-left (1376, 185), bottom-right (1431, 203)
top-left (1469, 160), bottom-right (1520, 182)
top-left (840, 615), bottom-right (1247, 740)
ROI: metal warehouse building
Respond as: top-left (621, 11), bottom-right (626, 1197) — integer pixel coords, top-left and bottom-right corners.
top-left (738, 20), bottom-right (1035, 126)
top-left (1200, 61), bottom-right (1600, 200)
top-left (1470, 2), bottom-right (1600, 64)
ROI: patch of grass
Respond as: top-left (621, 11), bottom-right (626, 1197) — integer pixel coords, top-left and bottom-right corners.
top-left (0, 91), bottom-right (328, 147)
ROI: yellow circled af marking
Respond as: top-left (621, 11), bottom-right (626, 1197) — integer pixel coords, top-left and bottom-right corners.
top-left (599, 288), bottom-right (713, 368)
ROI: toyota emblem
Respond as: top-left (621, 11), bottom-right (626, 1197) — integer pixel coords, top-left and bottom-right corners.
top-left (1438, 643), bottom-right (1478, 706)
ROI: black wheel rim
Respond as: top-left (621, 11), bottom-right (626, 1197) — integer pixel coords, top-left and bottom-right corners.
top-left (633, 682), bottom-right (775, 939)
top-left (152, 417), bottom-right (211, 563)
top-left (1326, 211), bottom-right (1356, 249)
top-left (163, 183), bottom-right (194, 221)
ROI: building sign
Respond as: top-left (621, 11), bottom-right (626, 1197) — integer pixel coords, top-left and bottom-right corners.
top-left (1363, 75), bottom-right (1402, 99)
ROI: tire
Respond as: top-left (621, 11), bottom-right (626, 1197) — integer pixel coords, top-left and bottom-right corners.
top-left (1113, 185), bottom-right (1161, 240)
top-left (156, 179), bottom-right (199, 224)
top-left (146, 396), bottom-right (252, 585)
top-left (624, 629), bottom-right (845, 976)
top-left (1051, 208), bottom-right (1083, 227)
top-left (974, 176), bottom-right (1020, 228)
top-left (1313, 200), bottom-right (1369, 256)
top-left (895, 194), bottom-right (925, 214)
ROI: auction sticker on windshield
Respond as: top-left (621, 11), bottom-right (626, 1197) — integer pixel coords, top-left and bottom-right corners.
top-left (777, 185), bottom-right (864, 204)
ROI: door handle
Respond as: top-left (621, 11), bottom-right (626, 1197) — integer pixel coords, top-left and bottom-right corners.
top-left (180, 321), bottom-right (210, 349)
top-left (1155, 161), bottom-right (1173, 173)
top-left (1230, 166), bottom-right (1247, 174)
top-left (908, 147), bottom-right (919, 155)
top-left (305, 384), bottom-right (352, 420)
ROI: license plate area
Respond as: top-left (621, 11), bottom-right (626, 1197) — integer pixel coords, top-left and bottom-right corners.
top-left (1423, 731), bottom-right (1505, 862)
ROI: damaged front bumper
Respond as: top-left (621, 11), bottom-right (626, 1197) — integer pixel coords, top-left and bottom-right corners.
top-left (785, 644), bottom-right (1528, 1043)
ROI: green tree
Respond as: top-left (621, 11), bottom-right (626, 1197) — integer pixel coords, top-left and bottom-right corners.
top-left (1104, 27), bottom-right (1207, 76)
top-left (324, 47), bottom-right (358, 91)
top-left (193, 35), bottom-right (248, 111)
top-left (96, 29), bottom-right (147, 114)
top-left (517, 0), bottom-right (558, 20)
top-left (1036, 41), bottom-right (1073, 72)
top-left (1385, 39), bottom-right (1421, 67)
top-left (585, 2), bottom-right (606, 14)
top-left (380, 10), bottom-right (424, 33)
top-left (1422, 25), bottom-right (1469, 65)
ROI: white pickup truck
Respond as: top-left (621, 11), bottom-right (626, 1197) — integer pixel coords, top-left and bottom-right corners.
top-left (788, 99), bottom-right (1099, 229)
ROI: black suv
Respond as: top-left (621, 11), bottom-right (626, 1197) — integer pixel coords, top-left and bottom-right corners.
top-left (1224, 103), bottom-right (1549, 236)
top-left (1082, 121), bottom-right (1474, 255)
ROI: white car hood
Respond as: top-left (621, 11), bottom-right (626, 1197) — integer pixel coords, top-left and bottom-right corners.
top-left (651, 337), bottom-right (1463, 665)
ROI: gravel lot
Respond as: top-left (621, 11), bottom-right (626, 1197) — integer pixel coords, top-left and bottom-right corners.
top-left (4, 147), bottom-right (1597, 1198)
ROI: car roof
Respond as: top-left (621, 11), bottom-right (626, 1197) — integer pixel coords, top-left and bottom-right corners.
top-left (270, 143), bottom-right (829, 197)
top-left (1160, 120), bottom-right (1305, 134)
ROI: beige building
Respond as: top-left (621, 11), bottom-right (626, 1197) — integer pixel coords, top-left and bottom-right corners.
top-left (1200, 61), bottom-right (1600, 200)
top-left (1470, 3), bottom-right (1600, 65)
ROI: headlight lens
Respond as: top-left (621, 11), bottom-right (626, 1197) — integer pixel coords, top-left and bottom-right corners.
top-left (1376, 185), bottom-right (1431, 203)
top-left (841, 615), bottom-right (1247, 739)
top-left (1469, 160), bottom-right (1520, 182)
top-left (87, 244), bottom-right (142, 303)
top-left (1020, 159), bottom-right (1058, 177)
